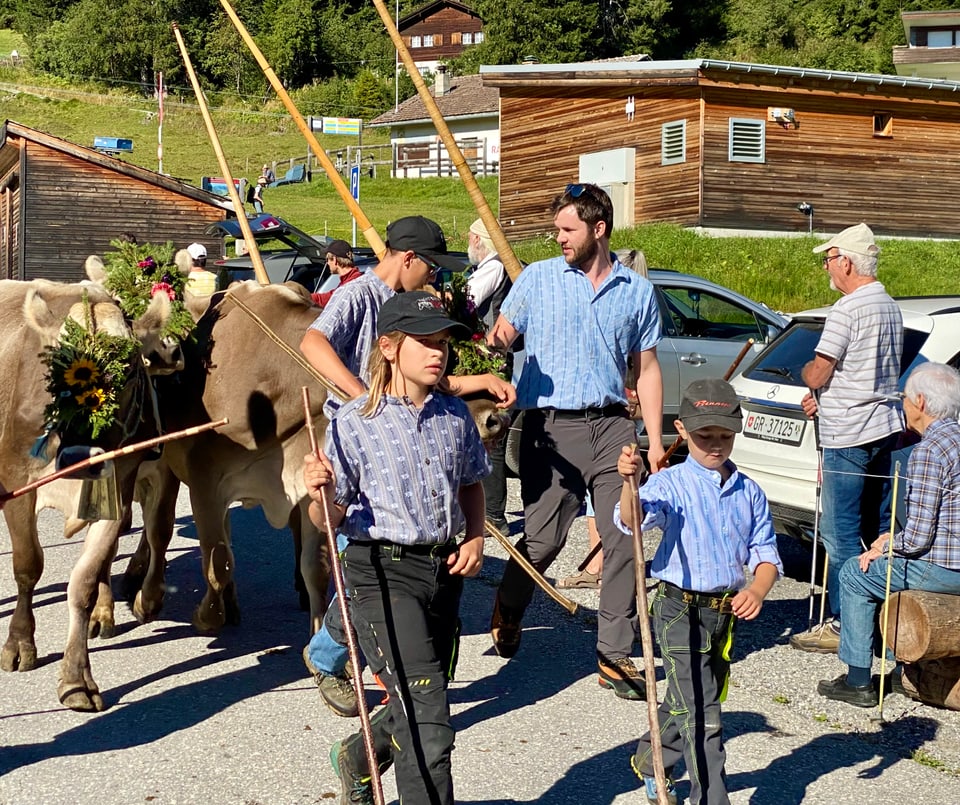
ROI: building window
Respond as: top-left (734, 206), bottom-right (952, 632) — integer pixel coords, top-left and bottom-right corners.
top-left (661, 120), bottom-right (686, 165)
top-left (463, 32), bottom-right (473, 45)
top-left (874, 112), bottom-right (893, 138)
top-left (475, 31), bottom-right (484, 44)
top-left (411, 35), bottom-right (422, 48)
top-left (423, 34), bottom-right (434, 46)
top-left (928, 30), bottom-right (955, 48)
top-left (728, 118), bottom-right (765, 163)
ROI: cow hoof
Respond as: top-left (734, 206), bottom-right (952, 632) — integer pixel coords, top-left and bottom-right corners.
top-left (88, 618), bottom-right (116, 640)
top-left (1, 640), bottom-right (38, 672)
top-left (58, 683), bottom-right (105, 712)
top-left (132, 591), bottom-right (162, 624)
top-left (192, 605), bottom-right (225, 635)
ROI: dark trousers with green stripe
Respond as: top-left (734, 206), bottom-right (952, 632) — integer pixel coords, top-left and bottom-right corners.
top-left (341, 540), bottom-right (463, 805)
top-left (634, 588), bottom-right (736, 805)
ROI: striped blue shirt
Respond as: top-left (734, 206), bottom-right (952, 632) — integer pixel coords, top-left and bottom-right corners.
top-left (500, 256), bottom-right (661, 409)
top-left (615, 456), bottom-right (782, 592)
top-left (325, 392), bottom-right (491, 546)
top-left (308, 271), bottom-right (395, 416)
top-left (893, 418), bottom-right (960, 569)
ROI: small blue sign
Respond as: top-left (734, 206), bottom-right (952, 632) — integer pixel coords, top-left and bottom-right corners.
top-left (350, 165), bottom-right (360, 201)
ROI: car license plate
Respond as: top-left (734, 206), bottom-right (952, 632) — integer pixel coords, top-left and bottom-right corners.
top-left (742, 409), bottom-right (806, 446)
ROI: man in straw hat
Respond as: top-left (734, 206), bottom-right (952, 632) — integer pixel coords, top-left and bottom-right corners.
top-left (791, 223), bottom-right (904, 654)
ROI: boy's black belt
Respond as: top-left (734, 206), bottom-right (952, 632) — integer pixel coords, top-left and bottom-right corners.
top-left (660, 581), bottom-right (735, 614)
top-left (548, 404), bottom-right (626, 421)
top-left (355, 540), bottom-right (457, 559)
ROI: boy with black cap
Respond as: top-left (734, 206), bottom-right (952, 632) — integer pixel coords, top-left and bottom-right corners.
top-left (304, 291), bottom-right (490, 805)
top-left (299, 217), bottom-right (514, 719)
top-left (616, 378), bottom-right (782, 805)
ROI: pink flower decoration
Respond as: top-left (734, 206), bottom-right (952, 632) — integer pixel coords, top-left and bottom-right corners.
top-left (151, 281), bottom-right (175, 300)
top-left (138, 257), bottom-right (157, 271)
top-left (471, 333), bottom-right (484, 342)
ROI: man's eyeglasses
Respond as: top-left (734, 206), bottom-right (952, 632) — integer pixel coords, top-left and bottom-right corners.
top-left (415, 254), bottom-right (439, 279)
top-left (822, 253), bottom-right (842, 268)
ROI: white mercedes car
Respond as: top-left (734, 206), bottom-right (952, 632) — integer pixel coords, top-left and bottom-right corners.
top-left (730, 296), bottom-right (960, 541)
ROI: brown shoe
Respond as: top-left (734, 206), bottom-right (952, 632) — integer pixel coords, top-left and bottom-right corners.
top-left (598, 655), bottom-right (647, 701)
top-left (491, 595), bottom-right (522, 659)
top-left (557, 568), bottom-right (601, 589)
top-left (789, 622), bottom-right (840, 654)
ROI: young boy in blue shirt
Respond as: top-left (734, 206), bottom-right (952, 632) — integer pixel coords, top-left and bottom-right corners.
top-left (616, 378), bottom-right (782, 805)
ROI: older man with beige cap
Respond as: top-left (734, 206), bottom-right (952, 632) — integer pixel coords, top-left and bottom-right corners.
top-left (790, 223), bottom-right (904, 654)
top-left (466, 218), bottom-right (511, 331)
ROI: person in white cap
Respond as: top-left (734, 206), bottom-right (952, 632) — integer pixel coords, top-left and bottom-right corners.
top-left (466, 218), bottom-right (510, 331)
top-left (790, 222), bottom-right (904, 654)
top-left (185, 242), bottom-right (217, 296)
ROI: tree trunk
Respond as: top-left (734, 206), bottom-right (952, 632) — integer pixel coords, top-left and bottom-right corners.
top-left (902, 659), bottom-right (960, 711)
top-left (882, 590), bottom-right (960, 662)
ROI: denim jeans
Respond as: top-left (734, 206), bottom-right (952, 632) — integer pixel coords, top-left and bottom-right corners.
top-left (839, 554), bottom-right (960, 670)
top-left (819, 434), bottom-right (897, 620)
top-left (307, 532), bottom-right (350, 676)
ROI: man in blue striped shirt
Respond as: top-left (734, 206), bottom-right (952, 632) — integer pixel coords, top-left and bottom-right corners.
top-left (487, 183), bottom-right (664, 699)
top-left (818, 362), bottom-right (960, 707)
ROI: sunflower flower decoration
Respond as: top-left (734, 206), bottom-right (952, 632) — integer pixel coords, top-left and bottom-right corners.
top-left (441, 271), bottom-right (508, 380)
top-left (40, 294), bottom-right (139, 442)
top-left (100, 238), bottom-right (195, 340)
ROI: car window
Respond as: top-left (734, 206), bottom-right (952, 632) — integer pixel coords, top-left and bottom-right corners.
top-left (657, 286), bottom-right (766, 342)
top-left (742, 320), bottom-right (930, 387)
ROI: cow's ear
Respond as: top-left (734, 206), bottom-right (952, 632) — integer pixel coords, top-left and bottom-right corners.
top-left (85, 255), bottom-right (107, 285)
top-left (183, 288), bottom-right (211, 322)
top-left (133, 289), bottom-right (171, 338)
top-left (174, 249), bottom-right (192, 275)
top-left (23, 287), bottom-right (62, 346)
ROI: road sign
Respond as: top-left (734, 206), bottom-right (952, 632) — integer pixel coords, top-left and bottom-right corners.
top-left (350, 165), bottom-right (360, 201)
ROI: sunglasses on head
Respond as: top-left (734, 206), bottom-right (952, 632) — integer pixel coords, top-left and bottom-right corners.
top-left (566, 183), bottom-right (591, 199)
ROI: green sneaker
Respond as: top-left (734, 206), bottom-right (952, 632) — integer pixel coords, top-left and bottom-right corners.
top-left (330, 739), bottom-right (373, 805)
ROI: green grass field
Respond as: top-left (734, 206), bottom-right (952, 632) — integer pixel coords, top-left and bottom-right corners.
top-left (0, 53), bottom-right (958, 314)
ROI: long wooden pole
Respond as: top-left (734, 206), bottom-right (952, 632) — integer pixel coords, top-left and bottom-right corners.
top-left (626, 445), bottom-right (669, 805)
top-left (217, 0), bottom-right (386, 257)
top-left (171, 24), bottom-right (270, 286)
top-left (369, 0), bottom-right (523, 281)
top-left (301, 388), bottom-right (385, 805)
top-left (0, 418), bottom-right (229, 503)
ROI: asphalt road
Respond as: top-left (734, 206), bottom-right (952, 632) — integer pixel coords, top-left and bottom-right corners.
top-left (1, 480), bottom-right (958, 804)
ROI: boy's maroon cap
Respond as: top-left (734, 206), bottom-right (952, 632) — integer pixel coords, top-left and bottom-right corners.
top-left (679, 378), bottom-right (743, 432)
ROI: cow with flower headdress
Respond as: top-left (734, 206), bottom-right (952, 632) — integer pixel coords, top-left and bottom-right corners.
top-left (0, 244), bottom-right (191, 711)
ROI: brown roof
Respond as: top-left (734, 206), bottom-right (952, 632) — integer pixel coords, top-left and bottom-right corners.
top-left (368, 74), bottom-right (498, 127)
top-left (399, 0), bottom-right (481, 29)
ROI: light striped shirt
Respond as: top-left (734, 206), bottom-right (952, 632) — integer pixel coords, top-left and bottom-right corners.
top-left (500, 256), bottom-right (661, 410)
top-left (815, 281), bottom-right (903, 448)
top-left (615, 456), bottom-right (782, 593)
top-left (187, 268), bottom-right (217, 296)
top-left (894, 418), bottom-right (960, 569)
top-left (309, 271), bottom-right (395, 417)
top-left (326, 392), bottom-right (491, 546)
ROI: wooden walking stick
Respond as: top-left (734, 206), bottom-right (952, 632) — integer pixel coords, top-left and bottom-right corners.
top-left (368, 0), bottom-right (523, 282)
top-left (217, 0), bottom-right (386, 257)
top-left (171, 23), bottom-right (270, 286)
top-left (301, 387), bottom-right (385, 805)
top-left (1, 418), bottom-right (229, 503)
top-left (875, 460), bottom-right (902, 721)
top-left (625, 444), bottom-right (669, 805)
top-left (576, 338), bottom-right (757, 574)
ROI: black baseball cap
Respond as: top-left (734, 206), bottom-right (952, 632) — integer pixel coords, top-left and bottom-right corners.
top-left (377, 291), bottom-right (471, 338)
top-left (385, 216), bottom-right (465, 272)
top-left (325, 239), bottom-right (353, 259)
top-left (679, 378), bottom-right (743, 433)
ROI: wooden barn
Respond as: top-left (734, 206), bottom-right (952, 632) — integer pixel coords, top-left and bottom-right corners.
top-left (399, 0), bottom-right (484, 75)
top-left (0, 120), bottom-right (233, 282)
top-left (481, 58), bottom-right (960, 240)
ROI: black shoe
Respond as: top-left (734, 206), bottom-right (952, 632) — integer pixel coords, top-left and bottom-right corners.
top-left (817, 674), bottom-right (878, 708)
top-left (491, 595), bottom-right (522, 659)
top-left (487, 517), bottom-right (509, 533)
top-left (330, 739), bottom-right (373, 804)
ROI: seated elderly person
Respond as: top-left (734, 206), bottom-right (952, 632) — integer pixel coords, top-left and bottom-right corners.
top-left (817, 361), bottom-right (960, 707)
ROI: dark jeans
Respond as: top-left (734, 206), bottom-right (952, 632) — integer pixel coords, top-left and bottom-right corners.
top-left (341, 541), bottom-right (463, 805)
top-left (483, 434), bottom-right (507, 522)
top-left (635, 588), bottom-right (736, 805)
top-left (498, 408), bottom-right (638, 659)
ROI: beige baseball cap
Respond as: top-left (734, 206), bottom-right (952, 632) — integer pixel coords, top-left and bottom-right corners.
top-left (812, 223), bottom-right (880, 257)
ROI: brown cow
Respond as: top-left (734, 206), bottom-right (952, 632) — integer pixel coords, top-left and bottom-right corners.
top-left (0, 277), bottom-right (182, 711)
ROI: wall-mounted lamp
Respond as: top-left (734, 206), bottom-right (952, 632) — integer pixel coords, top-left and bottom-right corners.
top-left (768, 107), bottom-right (799, 130)
top-left (797, 202), bottom-right (814, 234)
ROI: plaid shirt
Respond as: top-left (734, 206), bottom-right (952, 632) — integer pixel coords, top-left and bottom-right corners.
top-left (326, 392), bottom-right (491, 546)
top-left (894, 418), bottom-right (960, 569)
top-left (500, 256), bottom-right (661, 410)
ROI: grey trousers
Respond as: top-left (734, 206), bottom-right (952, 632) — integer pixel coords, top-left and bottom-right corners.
top-left (635, 589), bottom-right (736, 805)
top-left (497, 408), bottom-right (638, 659)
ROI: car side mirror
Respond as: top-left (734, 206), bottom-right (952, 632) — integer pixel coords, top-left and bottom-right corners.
top-left (763, 324), bottom-right (781, 344)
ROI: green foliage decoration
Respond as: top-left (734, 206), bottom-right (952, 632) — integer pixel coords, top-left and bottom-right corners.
top-left (442, 272), bottom-right (507, 379)
top-left (40, 292), bottom-right (139, 441)
top-left (100, 239), bottom-right (195, 340)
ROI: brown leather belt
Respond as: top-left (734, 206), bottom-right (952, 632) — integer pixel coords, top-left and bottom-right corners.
top-left (660, 582), bottom-right (735, 614)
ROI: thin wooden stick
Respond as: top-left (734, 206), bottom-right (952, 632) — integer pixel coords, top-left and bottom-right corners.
top-left (368, 0), bottom-right (523, 282)
top-left (625, 444), bottom-right (669, 804)
top-left (301, 387), bottom-right (384, 805)
top-left (1, 418), bottom-right (228, 503)
top-left (171, 24), bottom-right (269, 286)
top-left (217, 0), bottom-right (385, 257)
top-left (876, 460), bottom-right (902, 719)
